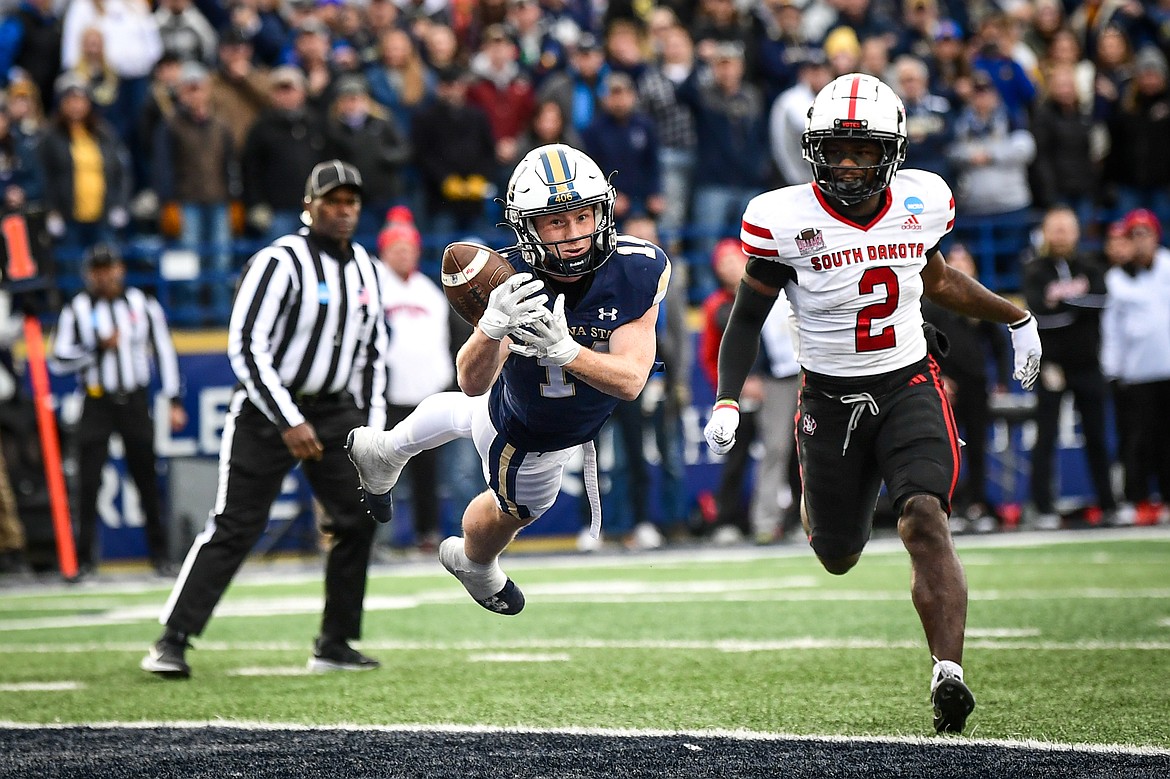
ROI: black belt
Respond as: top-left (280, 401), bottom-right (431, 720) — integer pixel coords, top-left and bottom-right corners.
top-left (86, 387), bottom-right (146, 404)
top-left (294, 391), bottom-right (349, 406)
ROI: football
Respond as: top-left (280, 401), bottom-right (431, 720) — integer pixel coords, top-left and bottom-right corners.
top-left (440, 241), bottom-right (515, 326)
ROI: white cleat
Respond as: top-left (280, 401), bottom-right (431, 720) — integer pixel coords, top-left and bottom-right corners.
top-left (438, 537), bottom-right (525, 615)
top-left (346, 426), bottom-right (407, 524)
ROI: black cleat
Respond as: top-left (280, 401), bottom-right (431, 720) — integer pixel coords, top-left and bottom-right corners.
top-left (932, 677), bottom-right (976, 733)
top-left (140, 634), bottom-right (191, 679)
top-left (307, 638), bottom-right (380, 672)
top-left (439, 537), bottom-right (525, 615)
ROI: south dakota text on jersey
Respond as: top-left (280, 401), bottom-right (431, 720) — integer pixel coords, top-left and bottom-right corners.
top-left (809, 242), bottom-right (928, 271)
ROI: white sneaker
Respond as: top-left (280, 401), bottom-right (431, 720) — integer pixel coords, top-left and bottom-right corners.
top-left (628, 522), bottom-right (664, 551)
top-left (1106, 503), bottom-right (1137, 527)
top-left (711, 525), bottom-right (745, 546)
top-left (576, 528), bottom-right (604, 552)
top-left (438, 537), bottom-right (524, 615)
top-left (1032, 512), bottom-right (1061, 531)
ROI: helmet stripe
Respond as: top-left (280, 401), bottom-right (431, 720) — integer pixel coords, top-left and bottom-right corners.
top-left (540, 148), bottom-right (575, 194)
top-left (847, 75), bottom-right (861, 119)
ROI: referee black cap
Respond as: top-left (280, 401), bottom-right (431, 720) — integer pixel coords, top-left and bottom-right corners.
top-left (83, 243), bottom-right (123, 270)
top-left (304, 159), bottom-right (364, 202)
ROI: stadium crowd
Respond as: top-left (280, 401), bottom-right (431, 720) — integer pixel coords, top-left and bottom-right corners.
top-left (0, 0), bottom-right (1168, 571)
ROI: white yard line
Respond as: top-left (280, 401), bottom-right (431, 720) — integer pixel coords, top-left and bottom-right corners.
top-left (0, 682), bottom-right (84, 692)
top-left (0, 719), bottom-right (1166, 757)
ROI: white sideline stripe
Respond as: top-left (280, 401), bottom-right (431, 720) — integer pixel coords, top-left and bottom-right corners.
top-left (1, 527), bottom-right (1166, 599)
top-left (966, 628), bottom-right (1041, 638)
top-left (0, 720), bottom-right (1166, 757)
top-left (227, 667), bottom-right (315, 677)
top-left (3, 586), bottom-right (1169, 632)
top-left (0, 681), bottom-right (83, 692)
top-left (7, 638), bottom-right (1170, 654)
top-left (467, 653), bottom-right (571, 663)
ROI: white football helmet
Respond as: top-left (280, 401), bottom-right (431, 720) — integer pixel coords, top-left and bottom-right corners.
top-left (504, 143), bottom-right (617, 278)
top-left (801, 73), bottom-right (908, 205)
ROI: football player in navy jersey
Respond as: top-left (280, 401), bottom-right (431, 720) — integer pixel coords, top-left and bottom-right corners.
top-left (702, 74), bottom-right (1043, 734)
top-left (348, 144), bottom-right (670, 615)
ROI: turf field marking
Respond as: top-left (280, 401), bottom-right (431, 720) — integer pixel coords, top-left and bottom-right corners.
top-left (0, 682), bottom-right (84, 692)
top-left (226, 667), bottom-right (315, 677)
top-left (6, 638), bottom-right (1170, 654)
top-left (0, 720), bottom-right (1166, 756)
top-left (467, 652), bottom-right (572, 663)
top-left (966, 628), bottom-right (1040, 638)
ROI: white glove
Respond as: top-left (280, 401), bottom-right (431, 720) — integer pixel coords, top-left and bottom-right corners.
top-left (1009, 311), bottom-right (1042, 391)
top-left (703, 401), bottom-right (740, 455)
top-left (478, 272), bottom-right (549, 341)
top-left (508, 293), bottom-right (580, 366)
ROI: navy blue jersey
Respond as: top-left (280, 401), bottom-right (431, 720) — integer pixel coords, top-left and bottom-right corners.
top-left (488, 235), bottom-right (671, 451)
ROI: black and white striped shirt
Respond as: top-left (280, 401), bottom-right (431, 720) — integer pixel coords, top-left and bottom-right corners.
top-left (51, 287), bottom-right (182, 399)
top-left (230, 230), bottom-right (389, 431)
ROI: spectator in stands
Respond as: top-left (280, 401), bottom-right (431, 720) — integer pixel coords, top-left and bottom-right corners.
top-left (153, 61), bottom-right (239, 322)
top-left (1101, 209), bottom-right (1170, 522)
top-left (506, 0), bottom-right (566, 87)
top-left (859, 33), bottom-right (894, 84)
top-left (1106, 46), bottom-right (1170, 231)
top-left (377, 208), bottom-right (451, 553)
top-left (511, 98), bottom-right (582, 165)
top-left (210, 29), bottom-right (270, 153)
top-left (971, 13), bottom-right (1038, 125)
top-left (769, 49), bottom-right (831, 187)
top-left (5, 76), bottom-right (45, 141)
top-left (290, 20), bottom-right (340, 117)
top-left (894, 0), bottom-right (941, 62)
top-left (637, 21), bottom-right (697, 251)
top-left (1092, 24), bottom-right (1135, 115)
top-left (61, 0), bottom-right (163, 186)
top-left (582, 71), bottom-right (662, 223)
top-left (1041, 29), bottom-right (1099, 115)
top-left (466, 24), bottom-right (536, 191)
top-left (749, 0), bottom-right (819, 103)
top-left (538, 32), bottom-right (608, 133)
top-left (689, 0), bottom-right (750, 61)
top-left (410, 65), bottom-right (496, 237)
top-left (0, 95), bottom-right (44, 211)
top-left (823, 0), bottom-right (897, 46)
top-left (366, 27), bottom-right (436, 137)
top-left (823, 25), bottom-right (863, 77)
top-left (894, 54), bottom-right (954, 181)
top-left (1032, 64), bottom-right (1106, 231)
top-left (679, 39), bottom-right (771, 277)
top-left (921, 245), bottom-right (1010, 534)
top-left (324, 75), bottom-right (411, 236)
top-left (0, 0), bottom-right (62, 117)
top-left (1023, 206), bottom-right (1119, 530)
top-left (926, 18), bottom-right (970, 106)
top-left (68, 27), bottom-right (120, 140)
top-left (949, 70), bottom-right (1036, 288)
top-left (227, 0), bottom-right (290, 68)
top-left (420, 22), bottom-right (460, 73)
top-left (241, 66), bottom-right (327, 242)
top-left (154, 0), bottom-right (218, 66)
top-left (39, 74), bottom-right (131, 270)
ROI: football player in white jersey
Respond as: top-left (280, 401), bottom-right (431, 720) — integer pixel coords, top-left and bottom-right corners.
top-left (702, 73), bottom-right (1043, 734)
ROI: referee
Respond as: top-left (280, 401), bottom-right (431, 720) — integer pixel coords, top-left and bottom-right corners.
top-left (50, 244), bottom-right (187, 577)
top-left (142, 160), bottom-right (390, 678)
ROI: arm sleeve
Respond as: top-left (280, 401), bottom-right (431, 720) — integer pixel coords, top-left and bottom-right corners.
top-left (714, 279), bottom-right (778, 401)
top-left (48, 302), bottom-right (95, 374)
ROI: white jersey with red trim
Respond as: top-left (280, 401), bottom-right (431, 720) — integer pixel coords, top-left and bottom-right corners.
top-left (740, 168), bottom-right (955, 377)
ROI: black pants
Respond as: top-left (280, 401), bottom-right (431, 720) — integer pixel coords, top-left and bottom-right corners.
top-left (75, 389), bottom-right (166, 568)
top-left (387, 403), bottom-right (438, 539)
top-left (949, 377), bottom-right (991, 513)
top-left (1030, 362), bottom-right (1115, 513)
top-left (715, 410), bottom-right (758, 534)
top-left (1115, 380), bottom-right (1170, 503)
top-left (164, 392), bottom-right (375, 641)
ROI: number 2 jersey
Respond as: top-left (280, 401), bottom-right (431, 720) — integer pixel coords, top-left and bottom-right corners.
top-left (490, 235), bottom-right (671, 452)
top-left (739, 169), bottom-right (955, 378)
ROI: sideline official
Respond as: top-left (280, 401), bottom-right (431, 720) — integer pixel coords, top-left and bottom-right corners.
top-left (50, 245), bottom-right (187, 577)
top-left (142, 160), bottom-right (390, 678)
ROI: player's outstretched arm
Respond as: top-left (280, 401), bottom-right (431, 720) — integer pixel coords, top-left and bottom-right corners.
top-left (922, 250), bottom-right (1041, 390)
top-left (563, 302), bottom-right (659, 401)
top-left (456, 329), bottom-right (511, 396)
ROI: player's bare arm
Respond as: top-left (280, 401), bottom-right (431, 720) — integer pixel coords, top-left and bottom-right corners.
top-left (562, 303), bottom-right (659, 401)
top-left (921, 249), bottom-right (1026, 324)
top-left (456, 329), bottom-right (510, 396)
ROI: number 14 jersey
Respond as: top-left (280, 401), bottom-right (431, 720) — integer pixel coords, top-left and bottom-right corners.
top-left (740, 169), bottom-right (955, 378)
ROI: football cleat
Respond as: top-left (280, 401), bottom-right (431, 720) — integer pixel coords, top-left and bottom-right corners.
top-left (438, 537), bottom-right (525, 615)
top-left (307, 638), bottom-right (380, 672)
top-left (140, 634), bottom-right (191, 679)
top-left (931, 661), bottom-right (975, 734)
top-left (345, 427), bottom-right (403, 524)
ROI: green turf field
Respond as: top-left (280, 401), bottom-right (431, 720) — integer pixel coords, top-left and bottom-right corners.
top-left (1, 530), bottom-right (1168, 750)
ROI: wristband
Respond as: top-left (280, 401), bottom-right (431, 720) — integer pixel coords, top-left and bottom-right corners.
top-left (1009, 312), bottom-right (1033, 330)
top-left (713, 398), bottom-right (739, 411)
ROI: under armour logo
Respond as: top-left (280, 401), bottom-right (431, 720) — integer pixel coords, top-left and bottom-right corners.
top-left (598, 307), bottom-right (618, 320)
